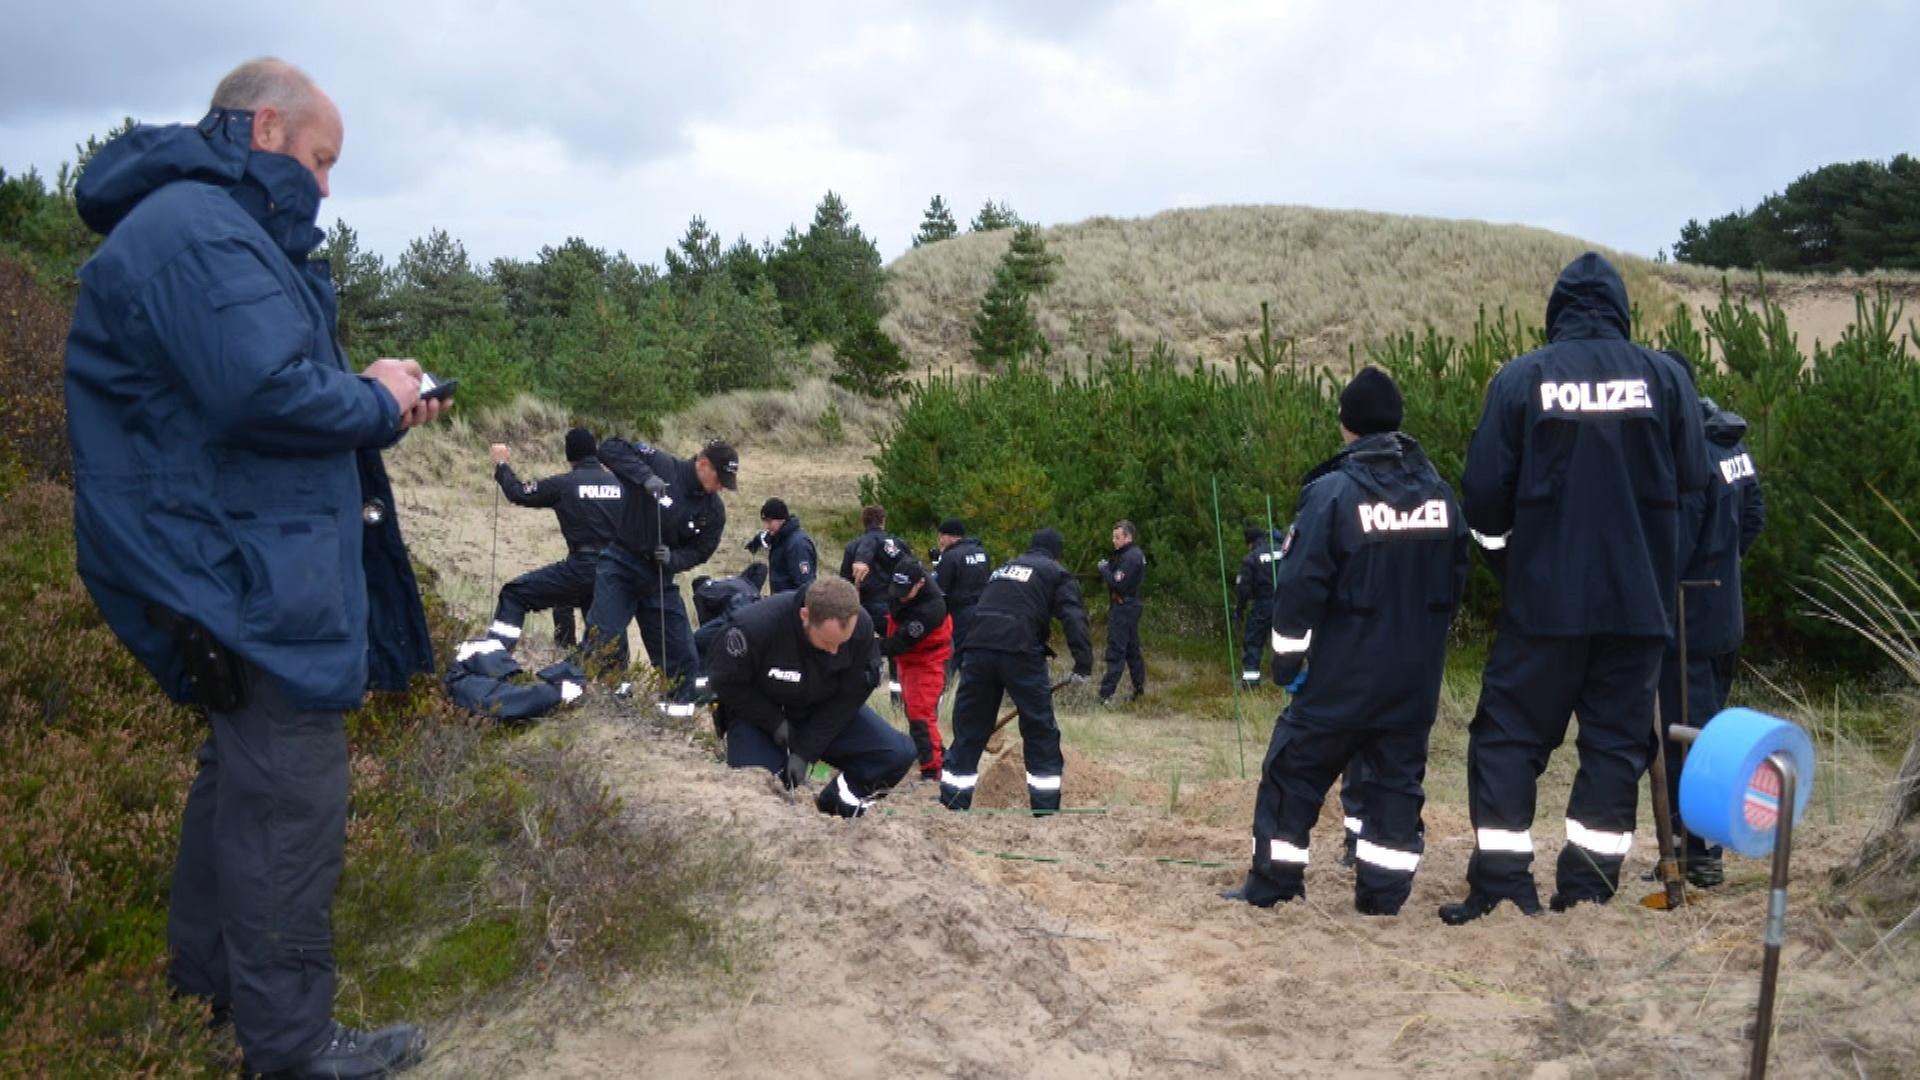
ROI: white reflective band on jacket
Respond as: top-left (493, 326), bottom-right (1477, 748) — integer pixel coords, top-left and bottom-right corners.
top-left (1343, 816), bottom-right (1364, 835)
top-left (836, 774), bottom-right (870, 809)
top-left (1265, 838), bottom-right (1310, 865)
top-left (455, 638), bottom-right (506, 662)
top-left (941, 770), bottom-right (978, 790)
top-left (488, 621), bottom-right (522, 640)
top-left (559, 681), bottom-right (584, 704)
top-left (888, 680), bottom-right (902, 693)
top-left (1355, 839), bottom-right (1420, 873)
top-left (1565, 819), bottom-right (1633, 857)
top-left (1470, 530), bottom-right (1510, 551)
top-left (1475, 827), bottom-right (1533, 854)
top-left (1271, 629), bottom-right (1312, 655)
top-left (1242, 670), bottom-right (1261, 681)
top-left (694, 676), bottom-right (709, 689)
top-left (1025, 772), bottom-right (1063, 792)
top-left (662, 702), bottom-right (694, 718)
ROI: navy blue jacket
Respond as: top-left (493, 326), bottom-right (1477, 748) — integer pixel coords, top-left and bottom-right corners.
top-left (496, 456), bottom-right (622, 556)
top-left (1272, 433), bottom-right (1469, 729)
top-left (65, 109), bottom-right (431, 711)
top-left (880, 575), bottom-right (949, 658)
top-left (1678, 399), bottom-right (1766, 655)
top-left (746, 516), bottom-right (819, 594)
top-left (963, 533), bottom-right (1094, 675)
top-left (932, 536), bottom-right (993, 609)
top-left (1098, 542), bottom-right (1147, 605)
top-left (706, 587), bottom-right (882, 761)
top-left (692, 565), bottom-right (769, 626)
top-left (1462, 253), bottom-right (1710, 638)
top-left (1235, 530), bottom-right (1286, 612)
top-left (841, 528), bottom-right (908, 614)
top-left (598, 439), bottom-right (726, 575)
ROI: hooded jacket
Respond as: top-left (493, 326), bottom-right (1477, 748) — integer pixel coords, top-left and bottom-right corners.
top-left (597, 439), bottom-right (727, 575)
top-left (962, 529), bottom-right (1094, 674)
top-left (64, 109), bottom-right (431, 710)
top-left (1271, 432), bottom-right (1469, 729)
top-left (1678, 399), bottom-right (1766, 655)
top-left (932, 536), bottom-right (993, 609)
top-left (1462, 252), bottom-right (1711, 638)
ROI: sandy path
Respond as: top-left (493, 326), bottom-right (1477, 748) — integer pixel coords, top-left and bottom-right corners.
top-left (389, 420), bottom-right (1917, 1079)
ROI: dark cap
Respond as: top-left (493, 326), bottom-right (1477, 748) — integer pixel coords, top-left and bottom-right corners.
top-left (1338, 366), bottom-right (1404, 437)
top-left (888, 557), bottom-right (927, 599)
top-left (938, 518), bottom-right (966, 537)
top-left (1029, 528), bottom-right (1064, 560)
top-left (564, 427), bottom-right (596, 462)
top-left (702, 441), bottom-right (739, 490)
top-left (1243, 523), bottom-right (1264, 545)
top-left (760, 497), bottom-right (789, 521)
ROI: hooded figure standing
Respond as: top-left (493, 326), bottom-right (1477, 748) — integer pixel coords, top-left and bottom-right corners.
top-left (938, 528), bottom-right (1094, 815)
top-left (63, 58), bottom-right (436, 1077)
top-left (1221, 369), bottom-right (1468, 914)
top-left (1443, 253), bottom-right (1709, 924)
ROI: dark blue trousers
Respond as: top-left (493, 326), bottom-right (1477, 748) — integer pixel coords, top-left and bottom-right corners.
top-left (1658, 644), bottom-right (1737, 862)
top-left (1240, 600), bottom-right (1275, 684)
top-left (579, 543), bottom-right (699, 701)
top-left (726, 705), bottom-right (915, 816)
top-left (1099, 600), bottom-right (1145, 699)
top-left (491, 553), bottom-right (597, 647)
top-left (168, 664), bottom-right (344, 1072)
top-left (940, 649), bottom-right (1064, 813)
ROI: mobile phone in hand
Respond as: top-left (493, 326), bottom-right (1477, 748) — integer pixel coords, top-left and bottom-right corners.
top-left (420, 373), bottom-right (459, 403)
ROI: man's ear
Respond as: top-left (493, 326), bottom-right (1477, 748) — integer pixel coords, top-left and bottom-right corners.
top-left (251, 105), bottom-right (284, 152)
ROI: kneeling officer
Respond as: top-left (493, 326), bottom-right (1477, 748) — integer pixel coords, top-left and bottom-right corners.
top-left (706, 576), bottom-right (915, 817)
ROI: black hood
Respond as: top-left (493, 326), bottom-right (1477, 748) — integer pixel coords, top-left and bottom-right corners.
top-left (1304, 432), bottom-right (1443, 508)
top-left (1545, 252), bottom-right (1631, 344)
top-left (1029, 528), bottom-right (1065, 561)
top-left (1700, 397), bottom-right (1750, 448)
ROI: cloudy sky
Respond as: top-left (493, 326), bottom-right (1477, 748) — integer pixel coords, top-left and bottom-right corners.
top-left (5, 2), bottom-right (1914, 269)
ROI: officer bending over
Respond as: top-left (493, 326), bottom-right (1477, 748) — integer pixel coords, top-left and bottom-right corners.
top-left (486, 427), bottom-right (621, 649)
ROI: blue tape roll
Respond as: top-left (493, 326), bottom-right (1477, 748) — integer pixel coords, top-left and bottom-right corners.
top-left (1678, 707), bottom-right (1815, 859)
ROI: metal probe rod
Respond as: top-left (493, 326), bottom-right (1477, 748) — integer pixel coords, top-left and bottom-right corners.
top-left (1749, 752), bottom-right (1797, 1080)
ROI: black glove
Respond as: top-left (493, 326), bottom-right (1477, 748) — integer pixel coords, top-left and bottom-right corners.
top-left (782, 751), bottom-right (811, 790)
top-left (642, 475), bottom-right (668, 501)
top-left (653, 545), bottom-right (672, 565)
top-left (746, 531), bottom-right (768, 554)
top-left (772, 720), bottom-right (791, 748)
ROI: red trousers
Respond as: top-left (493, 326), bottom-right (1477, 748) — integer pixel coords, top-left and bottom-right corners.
top-left (889, 615), bottom-right (952, 772)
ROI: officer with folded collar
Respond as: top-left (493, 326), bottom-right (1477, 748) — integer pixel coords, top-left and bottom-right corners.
top-left (1221, 368), bottom-right (1468, 915)
top-left (705, 576), bottom-right (916, 817)
top-left (486, 428), bottom-right (622, 650)
top-left (939, 528), bottom-right (1094, 816)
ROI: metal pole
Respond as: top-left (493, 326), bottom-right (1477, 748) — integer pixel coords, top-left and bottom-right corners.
top-left (1749, 753), bottom-right (1797, 1080)
top-left (1675, 578), bottom-right (1721, 864)
top-left (488, 483), bottom-right (500, 604)
top-left (1645, 705), bottom-right (1687, 909)
top-left (1211, 474), bottom-right (1247, 778)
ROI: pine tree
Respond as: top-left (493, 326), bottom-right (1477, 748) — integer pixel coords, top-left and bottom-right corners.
top-left (970, 200), bottom-right (1020, 232)
top-left (664, 216), bottom-right (722, 292)
top-left (832, 318), bottom-right (910, 399)
top-left (970, 263), bottom-right (1044, 368)
top-left (912, 195), bottom-right (959, 247)
top-left (1003, 222), bottom-right (1059, 293)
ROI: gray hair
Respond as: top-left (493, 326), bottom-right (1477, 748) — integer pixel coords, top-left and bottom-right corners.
top-left (210, 57), bottom-right (318, 121)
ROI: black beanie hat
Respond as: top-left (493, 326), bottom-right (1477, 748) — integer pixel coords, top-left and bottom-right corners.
top-left (938, 518), bottom-right (966, 537)
top-left (1338, 367), bottom-right (1403, 437)
top-left (1243, 523), bottom-right (1264, 545)
top-left (760, 497), bottom-right (790, 521)
top-left (564, 427), bottom-right (596, 462)
top-left (1030, 528), bottom-right (1065, 560)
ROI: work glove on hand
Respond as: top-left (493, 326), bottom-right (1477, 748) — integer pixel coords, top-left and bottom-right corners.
top-left (642, 475), bottom-right (669, 501)
top-left (653, 545), bottom-right (672, 565)
top-left (745, 530), bottom-right (768, 554)
top-left (782, 750), bottom-right (811, 790)
top-left (1097, 559), bottom-right (1110, 572)
top-left (772, 720), bottom-right (792, 748)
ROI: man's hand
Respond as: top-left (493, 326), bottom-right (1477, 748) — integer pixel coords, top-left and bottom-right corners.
top-left (642, 475), bottom-right (669, 501)
top-left (782, 751), bottom-right (811, 790)
top-left (490, 443), bottom-right (510, 465)
top-left (1098, 558), bottom-right (1110, 572)
top-left (364, 357), bottom-right (422, 418)
top-left (772, 720), bottom-right (791, 748)
top-left (851, 561), bottom-right (871, 585)
top-left (653, 545), bottom-right (672, 565)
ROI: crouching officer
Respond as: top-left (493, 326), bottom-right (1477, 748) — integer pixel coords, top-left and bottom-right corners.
top-left (1444, 253), bottom-right (1709, 924)
top-left (940, 528), bottom-right (1094, 815)
top-left (579, 438), bottom-right (735, 716)
top-left (744, 497), bottom-right (818, 594)
top-left (486, 428), bottom-right (622, 649)
top-left (689, 563), bottom-right (771, 698)
top-left (1221, 369), bottom-right (1468, 914)
top-left (706, 576), bottom-right (915, 816)
top-left (1654, 350), bottom-right (1767, 889)
top-left (880, 557), bottom-right (953, 779)
top-left (1234, 524), bottom-right (1284, 687)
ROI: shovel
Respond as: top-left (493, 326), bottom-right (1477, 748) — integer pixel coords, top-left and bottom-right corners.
top-left (1641, 579), bottom-right (1719, 911)
top-left (984, 677), bottom-right (1075, 755)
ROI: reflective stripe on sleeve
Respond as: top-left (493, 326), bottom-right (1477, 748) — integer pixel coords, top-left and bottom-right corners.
top-left (1271, 629), bottom-right (1312, 655)
top-left (488, 621), bottom-right (522, 639)
top-left (941, 770), bottom-right (978, 791)
top-left (888, 680), bottom-right (902, 693)
top-left (1025, 772), bottom-right (1063, 792)
top-left (836, 774), bottom-right (868, 809)
top-left (1475, 827), bottom-right (1533, 854)
top-left (1565, 819), bottom-right (1633, 857)
top-left (1343, 816), bottom-right (1364, 835)
top-left (1355, 839), bottom-right (1420, 873)
top-left (1471, 530), bottom-right (1509, 551)
top-left (1266, 838), bottom-right (1311, 865)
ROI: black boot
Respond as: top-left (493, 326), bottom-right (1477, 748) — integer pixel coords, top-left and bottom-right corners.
top-left (251, 1021), bottom-right (426, 1079)
top-left (1439, 889), bottom-right (1541, 926)
top-left (1218, 873), bottom-right (1297, 908)
top-left (1685, 852), bottom-right (1724, 889)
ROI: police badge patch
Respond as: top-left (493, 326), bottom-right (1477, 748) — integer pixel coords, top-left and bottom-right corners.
top-left (798, 561), bottom-right (811, 575)
top-left (882, 538), bottom-right (901, 559)
top-left (1280, 525), bottom-right (1297, 559)
top-left (522, 481), bottom-right (538, 495)
top-left (906, 621), bottom-right (924, 637)
top-left (724, 627), bottom-right (749, 657)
